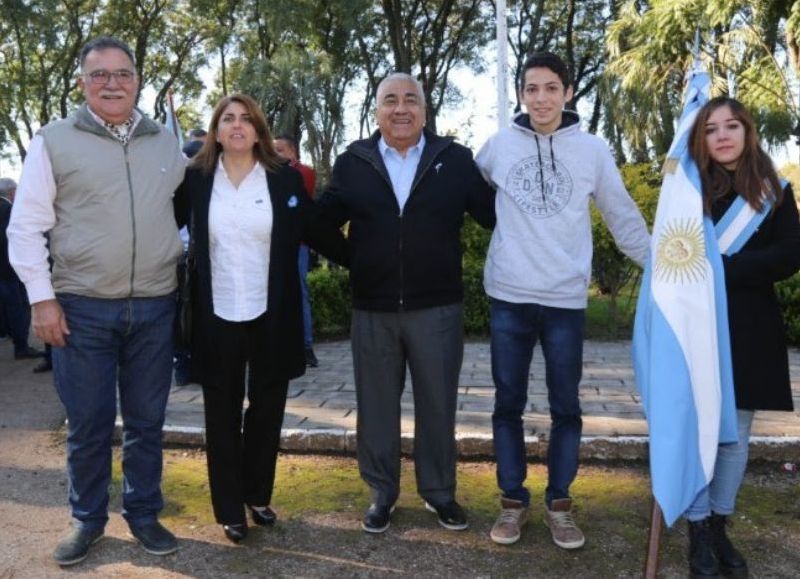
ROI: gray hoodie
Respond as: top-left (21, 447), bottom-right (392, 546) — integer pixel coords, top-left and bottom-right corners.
top-left (476, 111), bottom-right (649, 309)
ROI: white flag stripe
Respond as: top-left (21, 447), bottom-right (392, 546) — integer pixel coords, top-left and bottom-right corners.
top-left (717, 202), bottom-right (761, 254)
top-left (651, 163), bottom-right (722, 479)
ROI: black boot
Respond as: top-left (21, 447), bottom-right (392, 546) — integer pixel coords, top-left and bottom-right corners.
top-left (710, 513), bottom-right (748, 577)
top-left (688, 518), bottom-right (720, 577)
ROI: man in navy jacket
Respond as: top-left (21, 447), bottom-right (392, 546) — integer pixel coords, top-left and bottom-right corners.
top-left (318, 72), bottom-right (495, 534)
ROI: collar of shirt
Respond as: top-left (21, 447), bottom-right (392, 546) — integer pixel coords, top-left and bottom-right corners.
top-left (215, 156), bottom-right (266, 188)
top-left (378, 133), bottom-right (426, 161)
top-left (378, 133), bottom-right (425, 212)
top-left (86, 106), bottom-right (141, 144)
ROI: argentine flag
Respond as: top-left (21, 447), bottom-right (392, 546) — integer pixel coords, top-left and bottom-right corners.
top-left (632, 64), bottom-right (738, 527)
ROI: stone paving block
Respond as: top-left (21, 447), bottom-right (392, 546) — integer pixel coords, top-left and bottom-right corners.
top-left (158, 340), bottom-right (800, 458)
top-left (285, 392), bottom-right (327, 408)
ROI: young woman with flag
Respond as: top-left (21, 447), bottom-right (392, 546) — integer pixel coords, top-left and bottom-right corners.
top-left (684, 96), bottom-right (800, 578)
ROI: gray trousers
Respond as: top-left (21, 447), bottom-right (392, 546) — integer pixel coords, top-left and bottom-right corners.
top-left (351, 304), bottom-right (464, 507)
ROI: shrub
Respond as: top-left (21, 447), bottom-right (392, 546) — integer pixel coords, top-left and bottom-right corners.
top-left (776, 273), bottom-right (800, 346)
top-left (591, 161), bottom-right (660, 332)
top-left (463, 263), bottom-right (489, 335)
top-left (308, 265), bottom-right (351, 337)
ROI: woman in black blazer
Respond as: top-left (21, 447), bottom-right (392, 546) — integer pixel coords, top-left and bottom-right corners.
top-left (682, 96), bottom-right (800, 576)
top-left (175, 94), bottom-right (347, 543)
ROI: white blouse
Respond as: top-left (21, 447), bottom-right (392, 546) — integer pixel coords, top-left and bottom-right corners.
top-left (208, 159), bottom-right (272, 322)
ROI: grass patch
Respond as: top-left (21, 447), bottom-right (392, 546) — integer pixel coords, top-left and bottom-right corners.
top-left (104, 452), bottom-right (800, 577)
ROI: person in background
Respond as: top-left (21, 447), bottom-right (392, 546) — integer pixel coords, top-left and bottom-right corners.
top-left (173, 127), bottom-right (206, 387)
top-left (182, 128), bottom-right (207, 159)
top-left (680, 97), bottom-right (800, 578)
top-left (7, 36), bottom-right (185, 565)
top-left (0, 177), bottom-right (43, 362)
top-left (175, 94), bottom-right (346, 543)
top-left (274, 134), bottom-right (319, 367)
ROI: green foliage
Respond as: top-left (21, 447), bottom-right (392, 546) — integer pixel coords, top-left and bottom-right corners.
top-left (606, 0), bottom-right (800, 156)
top-left (308, 265), bottom-right (351, 337)
top-left (776, 273), bottom-right (800, 346)
top-left (462, 263), bottom-right (489, 335)
top-left (590, 161), bottom-right (660, 332)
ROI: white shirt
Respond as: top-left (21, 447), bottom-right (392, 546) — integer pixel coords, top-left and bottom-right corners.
top-left (209, 159), bottom-right (272, 321)
top-left (378, 133), bottom-right (425, 212)
top-left (7, 108), bottom-right (145, 304)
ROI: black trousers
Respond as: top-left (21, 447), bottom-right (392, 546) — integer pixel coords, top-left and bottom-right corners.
top-left (202, 312), bottom-right (289, 525)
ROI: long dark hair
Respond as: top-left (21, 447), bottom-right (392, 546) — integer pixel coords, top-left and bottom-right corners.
top-left (688, 96), bottom-right (783, 214)
top-left (192, 93), bottom-right (281, 175)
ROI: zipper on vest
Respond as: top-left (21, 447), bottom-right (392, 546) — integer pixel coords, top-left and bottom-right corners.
top-left (124, 144), bottom-right (137, 297)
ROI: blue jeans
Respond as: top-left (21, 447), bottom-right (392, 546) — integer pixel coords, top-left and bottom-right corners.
top-left (685, 409), bottom-right (755, 521)
top-left (0, 279), bottom-right (32, 353)
top-left (490, 298), bottom-right (584, 507)
top-left (53, 293), bottom-right (175, 532)
top-left (298, 244), bottom-right (313, 348)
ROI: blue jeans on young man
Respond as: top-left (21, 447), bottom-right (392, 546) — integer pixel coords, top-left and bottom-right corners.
top-left (52, 293), bottom-right (175, 532)
top-left (684, 409), bottom-right (755, 521)
top-left (298, 244), bottom-right (313, 348)
top-left (0, 279), bottom-right (32, 353)
top-left (490, 298), bottom-right (585, 508)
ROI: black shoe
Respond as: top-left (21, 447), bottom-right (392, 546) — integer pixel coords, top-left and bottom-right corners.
top-left (53, 527), bottom-right (104, 566)
top-left (14, 347), bottom-right (43, 360)
top-left (32, 359), bottom-right (53, 373)
top-left (688, 518), bottom-right (721, 577)
top-left (129, 521), bottom-right (178, 555)
top-left (362, 504), bottom-right (394, 533)
top-left (305, 347), bottom-right (319, 368)
top-left (223, 523), bottom-right (248, 543)
top-left (248, 505), bottom-right (277, 526)
top-left (425, 500), bottom-right (469, 531)
top-left (710, 513), bottom-right (748, 577)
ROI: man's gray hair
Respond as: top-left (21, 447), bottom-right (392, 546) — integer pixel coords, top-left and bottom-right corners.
top-left (376, 72), bottom-right (426, 107)
top-left (0, 177), bottom-right (16, 198)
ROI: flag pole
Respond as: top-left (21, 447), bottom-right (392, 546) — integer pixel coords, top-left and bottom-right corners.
top-left (642, 29), bottom-right (703, 579)
top-left (644, 499), bottom-right (663, 578)
top-left (496, 0), bottom-right (508, 129)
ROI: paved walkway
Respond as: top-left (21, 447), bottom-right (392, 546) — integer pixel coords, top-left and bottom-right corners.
top-left (161, 340), bottom-right (800, 461)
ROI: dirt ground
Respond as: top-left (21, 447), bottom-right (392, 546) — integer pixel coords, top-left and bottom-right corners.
top-left (1, 352), bottom-right (798, 578)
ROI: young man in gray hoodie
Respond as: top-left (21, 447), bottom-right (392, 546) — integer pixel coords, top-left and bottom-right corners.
top-left (476, 52), bottom-right (649, 549)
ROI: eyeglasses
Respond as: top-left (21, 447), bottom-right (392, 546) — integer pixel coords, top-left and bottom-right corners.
top-left (82, 69), bottom-right (136, 85)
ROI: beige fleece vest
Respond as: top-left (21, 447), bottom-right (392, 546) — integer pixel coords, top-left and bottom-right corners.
top-left (40, 105), bottom-right (185, 299)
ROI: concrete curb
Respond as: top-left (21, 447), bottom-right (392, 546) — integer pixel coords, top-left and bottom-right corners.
top-left (144, 424), bottom-right (800, 462)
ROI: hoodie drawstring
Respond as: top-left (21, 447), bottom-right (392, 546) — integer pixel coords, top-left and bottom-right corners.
top-left (549, 135), bottom-right (556, 173)
top-left (534, 134), bottom-right (546, 204)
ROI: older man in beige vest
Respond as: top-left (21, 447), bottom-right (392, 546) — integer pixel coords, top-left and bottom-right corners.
top-left (8, 36), bottom-right (184, 566)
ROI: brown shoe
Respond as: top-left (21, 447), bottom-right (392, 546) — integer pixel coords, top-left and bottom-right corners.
top-left (544, 498), bottom-right (585, 549)
top-left (490, 498), bottom-right (528, 544)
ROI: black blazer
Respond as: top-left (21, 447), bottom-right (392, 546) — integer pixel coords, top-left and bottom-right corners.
top-left (714, 183), bottom-right (800, 410)
top-left (175, 161), bottom-right (348, 383)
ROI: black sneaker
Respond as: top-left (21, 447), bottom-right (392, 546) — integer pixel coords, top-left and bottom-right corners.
top-left (129, 521), bottom-right (178, 555)
top-left (305, 347), bottom-right (319, 368)
top-left (425, 500), bottom-right (469, 530)
top-left (53, 527), bottom-right (104, 566)
top-left (362, 504), bottom-right (395, 534)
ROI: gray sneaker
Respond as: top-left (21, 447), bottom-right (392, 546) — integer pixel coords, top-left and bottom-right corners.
top-left (544, 498), bottom-right (585, 549)
top-left (490, 498), bottom-right (529, 544)
top-left (53, 527), bottom-right (104, 566)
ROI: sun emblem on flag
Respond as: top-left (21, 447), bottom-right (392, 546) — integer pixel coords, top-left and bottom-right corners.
top-left (654, 218), bottom-right (706, 284)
